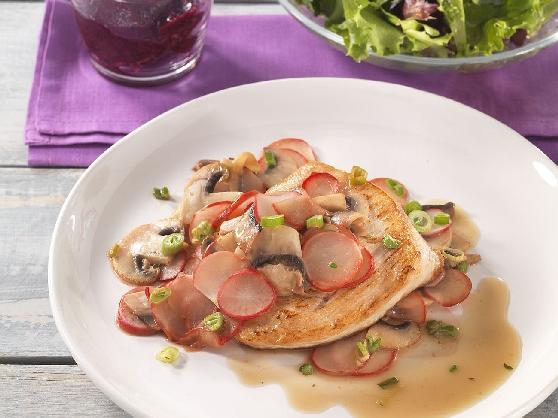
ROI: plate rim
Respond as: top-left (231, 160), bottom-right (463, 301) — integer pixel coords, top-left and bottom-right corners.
top-left (48, 77), bottom-right (558, 418)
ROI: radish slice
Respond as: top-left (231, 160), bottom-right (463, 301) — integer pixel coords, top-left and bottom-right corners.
top-left (311, 332), bottom-right (366, 376)
top-left (421, 209), bottom-right (452, 238)
top-left (151, 273), bottom-right (239, 348)
top-left (259, 148), bottom-right (308, 188)
top-left (273, 195), bottom-right (325, 230)
top-left (385, 291), bottom-right (426, 324)
top-left (268, 137), bottom-right (317, 161)
top-left (422, 268), bottom-right (472, 307)
top-left (189, 201), bottom-right (232, 240)
top-left (370, 178), bottom-right (408, 205)
top-left (302, 172), bottom-right (340, 197)
top-left (425, 227), bottom-right (452, 249)
top-left (353, 349), bottom-right (398, 376)
top-left (193, 251), bottom-right (246, 304)
top-left (366, 322), bottom-right (421, 349)
top-left (213, 191), bottom-right (260, 228)
top-left (160, 251), bottom-right (187, 281)
top-left (254, 191), bottom-right (299, 221)
top-left (303, 231), bottom-right (363, 292)
top-left (301, 224), bottom-right (358, 247)
top-left (345, 247), bottom-right (374, 288)
top-left (217, 269), bottom-right (276, 320)
top-left (116, 287), bottom-right (158, 336)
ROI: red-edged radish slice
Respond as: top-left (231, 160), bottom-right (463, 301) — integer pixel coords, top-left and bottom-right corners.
top-left (259, 148), bottom-right (308, 188)
top-left (311, 332), bottom-right (366, 376)
top-left (116, 287), bottom-right (158, 336)
top-left (370, 178), bottom-right (408, 205)
top-left (353, 349), bottom-right (398, 376)
top-left (213, 191), bottom-right (260, 228)
top-left (254, 191), bottom-right (299, 221)
top-left (193, 251), bottom-right (246, 304)
top-left (425, 227), bottom-right (453, 249)
top-left (344, 247), bottom-right (374, 288)
top-left (303, 231), bottom-right (363, 292)
top-left (181, 318), bottom-right (243, 349)
top-left (301, 224), bottom-right (358, 247)
top-left (385, 291), bottom-right (426, 324)
top-left (366, 322), bottom-right (421, 349)
top-left (189, 201), bottom-right (232, 240)
top-left (217, 269), bottom-right (276, 320)
top-left (421, 209), bottom-right (452, 238)
top-left (160, 251), bottom-right (187, 281)
top-left (422, 268), bottom-right (472, 307)
top-left (268, 137), bottom-right (316, 161)
top-left (273, 195), bottom-right (325, 230)
top-left (302, 172), bottom-right (340, 197)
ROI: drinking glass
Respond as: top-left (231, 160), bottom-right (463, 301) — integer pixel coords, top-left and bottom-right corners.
top-left (71, 0), bottom-right (212, 85)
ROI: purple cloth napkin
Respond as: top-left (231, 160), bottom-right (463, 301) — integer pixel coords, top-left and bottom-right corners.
top-left (26, 0), bottom-right (558, 166)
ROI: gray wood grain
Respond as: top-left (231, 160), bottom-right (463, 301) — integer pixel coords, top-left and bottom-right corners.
top-left (0, 1), bottom-right (284, 167)
top-left (0, 167), bottom-right (83, 357)
top-left (0, 364), bottom-right (555, 417)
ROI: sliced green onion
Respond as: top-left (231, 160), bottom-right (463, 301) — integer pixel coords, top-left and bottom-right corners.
top-left (426, 320), bottom-right (459, 338)
top-left (306, 214), bottom-right (324, 229)
top-left (386, 179), bottom-right (404, 196)
top-left (260, 214), bottom-right (285, 228)
top-left (153, 186), bottom-right (170, 200)
top-left (404, 200), bottom-right (422, 215)
top-left (408, 210), bottom-right (433, 233)
top-left (203, 312), bottom-right (224, 332)
top-left (328, 261), bottom-right (338, 269)
top-left (378, 377), bottom-right (399, 389)
top-left (504, 363), bottom-right (514, 370)
top-left (442, 248), bottom-right (467, 265)
top-left (156, 346), bottom-right (179, 364)
top-left (299, 363), bottom-right (314, 375)
top-left (434, 212), bottom-right (451, 225)
top-left (350, 166), bottom-right (368, 186)
top-left (264, 151), bottom-right (277, 169)
top-left (366, 337), bottom-right (381, 353)
top-left (382, 234), bottom-right (400, 250)
top-left (108, 243), bottom-right (120, 258)
top-left (449, 364), bottom-right (458, 373)
top-left (162, 232), bottom-right (185, 256)
top-left (457, 261), bottom-right (469, 273)
top-left (150, 287), bottom-right (172, 304)
top-left (191, 220), bottom-right (213, 243)
top-left (356, 340), bottom-right (369, 358)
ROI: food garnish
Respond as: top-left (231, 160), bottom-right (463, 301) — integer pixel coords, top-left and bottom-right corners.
top-left (161, 233), bottom-right (185, 256)
top-left (149, 287), bottom-right (172, 304)
top-left (260, 214), bottom-right (285, 228)
top-left (156, 346), bottom-right (179, 364)
top-left (108, 243), bottom-right (119, 258)
top-left (203, 312), bottom-right (225, 332)
top-left (386, 178), bottom-right (404, 196)
top-left (426, 320), bottom-right (459, 338)
top-left (153, 186), bottom-right (170, 200)
top-left (306, 214), bottom-right (325, 229)
top-left (408, 210), bottom-right (433, 233)
top-left (264, 150), bottom-right (277, 169)
top-left (350, 165), bottom-right (367, 185)
top-left (449, 364), bottom-right (458, 373)
top-left (434, 212), bottom-right (451, 225)
top-left (457, 261), bottom-right (469, 273)
top-left (299, 363), bottom-right (314, 375)
top-left (504, 363), bottom-right (514, 370)
top-left (404, 200), bottom-right (422, 214)
top-left (191, 220), bottom-right (212, 243)
top-left (378, 376), bottom-right (399, 389)
top-left (382, 234), bottom-right (400, 249)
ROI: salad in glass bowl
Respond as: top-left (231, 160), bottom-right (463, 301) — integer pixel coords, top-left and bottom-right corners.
top-left (281, 0), bottom-right (558, 71)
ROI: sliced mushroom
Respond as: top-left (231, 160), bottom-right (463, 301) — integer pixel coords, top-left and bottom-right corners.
top-left (312, 193), bottom-right (347, 212)
top-left (181, 163), bottom-right (225, 225)
top-left (422, 202), bottom-right (455, 217)
top-left (330, 211), bottom-right (371, 236)
top-left (257, 263), bottom-right (304, 296)
top-left (241, 167), bottom-right (265, 192)
top-left (249, 225), bottom-right (302, 260)
top-left (123, 289), bottom-right (158, 328)
top-left (367, 321), bottom-right (422, 349)
top-left (110, 219), bottom-right (182, 285)
top-left (234, 206), bottom-right (262, 253)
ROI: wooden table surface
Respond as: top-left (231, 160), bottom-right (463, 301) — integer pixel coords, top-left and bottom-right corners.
top-left (0, 1), bottom-right (556, 416)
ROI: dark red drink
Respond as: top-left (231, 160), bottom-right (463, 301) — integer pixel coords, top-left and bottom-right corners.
top-left (71, 0), bottom-right (212, 84)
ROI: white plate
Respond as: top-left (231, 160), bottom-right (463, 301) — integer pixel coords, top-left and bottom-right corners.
top-left (49, 78), bottom-right (558, 418)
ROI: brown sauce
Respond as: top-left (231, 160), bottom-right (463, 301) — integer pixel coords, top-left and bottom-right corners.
top-left (226, 203), bottom-right (521, 417)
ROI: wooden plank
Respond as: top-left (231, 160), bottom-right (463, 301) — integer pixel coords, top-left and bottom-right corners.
top-left (0, 365), bottom-right (128, 417)
top-left (0, 167), bottom-right (83, 357)
top-left (0, 2), bottom-right (284, 167)
top-left (0, 364), bottom-right (555, 417)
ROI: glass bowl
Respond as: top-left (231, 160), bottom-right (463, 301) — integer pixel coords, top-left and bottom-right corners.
top-left (278, 0), bottom-right (558, 72)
